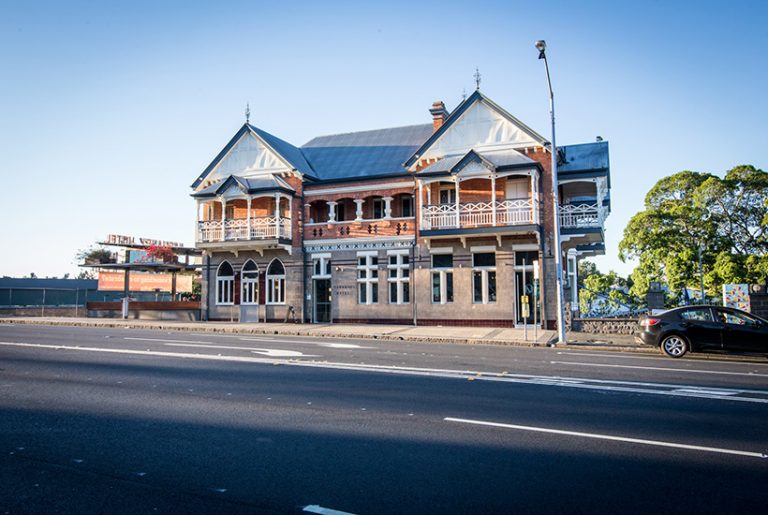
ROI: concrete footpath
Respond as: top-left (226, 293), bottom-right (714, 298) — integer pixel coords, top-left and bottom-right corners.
top-left (0, 316), bottom-right (650, 351)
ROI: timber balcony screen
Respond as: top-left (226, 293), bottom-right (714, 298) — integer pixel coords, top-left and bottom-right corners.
top-left (421, 199), bottom-right (537, 230)
top-left (197, 216), bottom-right (291, 243)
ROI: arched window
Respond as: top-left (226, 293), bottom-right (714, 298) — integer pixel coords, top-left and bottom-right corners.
top-left (266, 259), bottom-right (286, 305)
top-left (216, 261), bottom-right (234, 305)
top-left (241, 260), bottom-right (259, 305)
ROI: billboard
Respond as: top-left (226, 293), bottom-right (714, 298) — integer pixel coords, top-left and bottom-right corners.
top-left (723, 284), bottom-right (750, 312)
top-left (98, 271), bottom-right (193, 292)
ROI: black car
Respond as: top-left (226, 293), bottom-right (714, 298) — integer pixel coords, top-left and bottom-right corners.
top-left (638, 305), bottom-right (768, 358)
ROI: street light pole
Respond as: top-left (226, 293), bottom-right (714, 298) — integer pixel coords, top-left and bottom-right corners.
top-left (698, 243), bottom-right (706, 304)
top-left (536, 40), bottom-right (567, 344)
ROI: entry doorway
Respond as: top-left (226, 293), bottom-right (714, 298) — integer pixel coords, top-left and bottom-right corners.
top-left (514, 251), bottom-right (541, 326)
top-left (313, 279), bottom-right (332, 323)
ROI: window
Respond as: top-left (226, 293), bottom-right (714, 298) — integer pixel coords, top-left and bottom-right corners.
top-left (266, 259), bottom-right (286, 304)
top-left (472, 252), bottom-right (496, 304)
top-left (312, 254), bottom-right (331, 278)
top-left (680, 308), bottom-right (713, 322)
top-left (431, 253), bottom-right (453, 304)
top-left (401, 195), bottom-right (413, 217)
top-left (388, 252), bottom-right (410, 304)
top-left (357, 253), bottom-right (379, 304)
top-left (216, 261), bottom-right (234, 305)
top-left (336, 203), bottom-right (346, 222)
top-left (716, 309), bottom-right (759, 327)
top-left (439, 184), bottom-right (456, 205)
top-left (241, 260), bottom-right (259, 305)
top-left (372, 198), bottom-right (384, 219)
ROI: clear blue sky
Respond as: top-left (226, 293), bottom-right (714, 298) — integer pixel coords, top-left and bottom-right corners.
top-left (1, 0), bottom-right (766, 278)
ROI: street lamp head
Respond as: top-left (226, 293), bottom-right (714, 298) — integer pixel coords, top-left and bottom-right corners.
top-left (535, 40), bottom-right (546, 59)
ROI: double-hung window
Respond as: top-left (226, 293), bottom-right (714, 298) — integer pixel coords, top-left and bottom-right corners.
top-left (472, 252), bottom-right (497, 304)
top-left (372, 198), bottom-right (384, 219)
top-left (266, 259), bottom-right (286, 305)
top-left (357, 252), bottom-right (379, 304)
top-left (216, 261), bottom-right (235, 305)
top-left (387, 251), bottom-right (410, 304)
top-left (431, 253), bottom-right (454, 304)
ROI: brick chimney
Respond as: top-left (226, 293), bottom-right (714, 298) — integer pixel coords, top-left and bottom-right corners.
top-left (429, 101), bottom-right (449, 132)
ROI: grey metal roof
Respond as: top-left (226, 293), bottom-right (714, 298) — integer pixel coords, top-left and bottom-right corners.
top-left (415, 149), bottom-right (537, 176)
top-left (248, 125), bottom-right (317, 179)
top-left (191, 174), bottom-right (296, 198)
top-left (558, 141), bottom-right (609, 173)
top-left (301, 124), bottom-right (433, 181)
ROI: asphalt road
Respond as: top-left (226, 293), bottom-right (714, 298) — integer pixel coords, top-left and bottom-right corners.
top-left (1, 324), bottom-right (767, 514)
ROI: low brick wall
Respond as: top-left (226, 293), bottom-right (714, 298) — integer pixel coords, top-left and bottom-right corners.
top-left (572, 318), bottom-right (640, 335)
top-left (750, 292), bottom-right (768, 319)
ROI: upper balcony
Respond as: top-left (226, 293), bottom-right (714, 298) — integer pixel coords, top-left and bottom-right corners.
top-left (417, 173), bottom-right (540, 237)
top-left (197, 216), bottom-right (291, 243)
top-left (558, 178), bottom-right (609, 233)
top-left (194, 192), bottom-right (294, 249)
top-left (304, 193), bottom-right (415, 241)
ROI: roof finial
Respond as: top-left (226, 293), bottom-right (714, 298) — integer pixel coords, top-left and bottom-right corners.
top-left (474, 67), bottom-right (481, 90)
top-left (245, 103), bottom-right (251, 124)
top-left (461, 88), bottom-right (467, 101)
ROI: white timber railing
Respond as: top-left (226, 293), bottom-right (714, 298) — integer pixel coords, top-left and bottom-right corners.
top-left (558, 203), bottom-right (603, 228)
top-left (197, 216), bottom-right (291, 243)
top-left (421, 200), bottom-right (536, 230)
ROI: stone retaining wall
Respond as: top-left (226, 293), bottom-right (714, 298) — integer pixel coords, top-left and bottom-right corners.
top-left (572, 318), bottom-right (640, 335)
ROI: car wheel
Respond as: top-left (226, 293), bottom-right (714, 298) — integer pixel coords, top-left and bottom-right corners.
top-left (660, 334), bottom-right (688, 358)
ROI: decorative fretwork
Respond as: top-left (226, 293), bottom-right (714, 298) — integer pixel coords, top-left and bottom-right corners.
top-left (197, 216), bottom-right (292, 243)
top-left (421, 200), bottom-right (535, 230)
top-left (558, 203), bottom-right (603, 228)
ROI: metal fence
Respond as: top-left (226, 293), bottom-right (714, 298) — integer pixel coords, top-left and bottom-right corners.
top-left (0, 288), bottom-right (174, 309)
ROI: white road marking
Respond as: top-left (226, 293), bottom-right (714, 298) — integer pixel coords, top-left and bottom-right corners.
top-left (240, 337), bottom-right (371, 349)
top-left (673, 388), bottom-right (739, 396)
top-left (3, 341), bottom-right (768, 403)
top-left (303, 505), bottom-right (356, 515)
top-left (550, 360), bottom-right (768, 377)
top-left (444, 417), bottom-right (768, 459)
top-left (162, 343), bottom-right (317, 358)
top-left (557, 351), bottom-right (768, 365)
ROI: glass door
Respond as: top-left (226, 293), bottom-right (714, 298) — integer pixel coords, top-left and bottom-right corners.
top-left (313, 279), bottom-right (332, 323)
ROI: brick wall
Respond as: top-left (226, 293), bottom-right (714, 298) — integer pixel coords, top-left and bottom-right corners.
top-left (750, 292), bottom-right (768, 318)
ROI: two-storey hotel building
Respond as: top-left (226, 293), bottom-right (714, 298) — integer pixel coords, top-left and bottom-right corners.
top-left (191, 90), bottom-right (610, 328)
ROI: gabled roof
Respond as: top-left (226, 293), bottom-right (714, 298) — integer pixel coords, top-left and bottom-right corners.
top-left (301, 124), bottom-right (433, 182)
top-left (191, 174), bottom-right (296, 198)
top-left (404, 90), bottom-right (549, 168)
top-left (415, 148), bottom-right (538, 177)
top-left (191, 123), bottom-right (317, 190)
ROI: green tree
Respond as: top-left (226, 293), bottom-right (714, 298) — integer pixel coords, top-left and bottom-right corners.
top-left (577, 261), bottom-right (638, 315)
top-left (620, 166), bottom-right (768, 302)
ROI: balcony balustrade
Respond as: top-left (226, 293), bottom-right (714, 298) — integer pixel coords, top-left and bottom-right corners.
top-left (197, 216), bottom-right (291, 243)
top-left (421, 200), bottom-right (537, 230)
top-left (558, 203), bottom-right (603, 228)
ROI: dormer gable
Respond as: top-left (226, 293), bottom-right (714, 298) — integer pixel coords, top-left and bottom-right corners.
top-left (405, 90), bottom-right (549, 171)
top-left (191, 124), bottom-right (316, 192)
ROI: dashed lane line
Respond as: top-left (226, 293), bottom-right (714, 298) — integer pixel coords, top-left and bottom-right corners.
top-left (550, 360), bottom-right (768, 377)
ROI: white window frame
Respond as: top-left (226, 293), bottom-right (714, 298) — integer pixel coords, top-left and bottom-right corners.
top-left (387, 250), bottom-right (410, 305)
top-left (472, 252), bottom-right (497, 304)
top-left (431, 253), bottom-right (454, 304)
top-left (241, 260), bottom-right (259, 305)
top-left (216, 261), bottom-right (234, 306)
top-left (439, 184), bottom-right (456, 205)
top-left (357, 251), bottom-right (379, 305)
top-left (266, 258), bottom-right (286, 305)
top-left (311, 253), bottom-right (332, 279)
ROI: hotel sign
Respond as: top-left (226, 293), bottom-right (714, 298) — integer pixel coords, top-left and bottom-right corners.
top-left (106, 234), bottom-right (184, 248)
